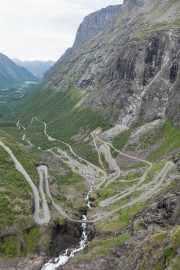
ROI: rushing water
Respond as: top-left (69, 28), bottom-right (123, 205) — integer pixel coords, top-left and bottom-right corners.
top-left (41, 215), bottom-right (88, 270)
top-left (41, 182), bottom-right (94, 270)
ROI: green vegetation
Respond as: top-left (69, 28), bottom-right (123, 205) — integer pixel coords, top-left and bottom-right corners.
top-left (0, 82), bottom-right (38, 103)
top-left (51, 169), bottom-right (83, 186)
top-left (0, 227), bottom-right (39, 258)
top-left (147, 123), bottom-right (180, 161)
top-left (98, 180), bottom-right (138, 200)
top-left (99, 152), bottom-right (114, 173)
top-left (0, 141), bottom-right (32, 227)
top-left (23, 227), bottom-right (39, 255)
top-left (0, 87), bottom-right (112, 164)
top-left (118, 171), bottom-right (143, 180)
top-left (0, 236), bottom-right (21, 258)
top-left (86, 234), bottom-right (130, 257)
top-left (112, 128), bottom-right (134, 150)
top-left (121, 162), bottom-right (147, 170)
top-left (72, 140), bottom-right (99, 165)
top-left (96, 202), bottom-right (145, 233)
top-left (133, 18), bottom-right (180, 42)
top-left (143, 160), bottom-right (168, 184)
top-left (0, 130), bottom-right (45, 228)
top-left (113, 122), bottom-right (180, 163)
top-left (14, 87), bottom-right (111, 138)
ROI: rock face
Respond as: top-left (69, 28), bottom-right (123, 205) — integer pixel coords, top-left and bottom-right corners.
top-left (73, 5), bottom-right (122, 49)
top-left (44, 0), bottom-right (180, 128)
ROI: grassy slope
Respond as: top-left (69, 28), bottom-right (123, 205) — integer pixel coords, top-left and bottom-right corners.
top-left (13, 87), bottom-right (111, 137)
top-left (112, 122), bottom-right (180, 162)
top-left (0, 128), bottom-right (88, 257)
top-left (9, 87), bottom-right (112, 164)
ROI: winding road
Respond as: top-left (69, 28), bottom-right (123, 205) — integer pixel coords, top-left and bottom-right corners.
top-left (0, 114), bottom-right (176, 224)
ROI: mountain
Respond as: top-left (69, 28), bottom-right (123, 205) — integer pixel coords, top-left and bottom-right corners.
top-left (44, 0), bottom-right (180, 128)
top-left (0, 52), bottom-right (38, 89)
top-left (12, 58), bottom-right (55, 77)
top-left (0, 1), bottom-right (179, 269)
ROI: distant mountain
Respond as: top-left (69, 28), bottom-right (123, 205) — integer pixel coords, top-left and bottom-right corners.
top-left (0, 52), bottom-right (38, 89)
top-left (12, 58), bottom-right (55, 77)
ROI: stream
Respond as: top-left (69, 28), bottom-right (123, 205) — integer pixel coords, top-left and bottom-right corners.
top-left (41, 195), bottom-right (90, 270)
top-left (2, 115), bottom-right (174, 269)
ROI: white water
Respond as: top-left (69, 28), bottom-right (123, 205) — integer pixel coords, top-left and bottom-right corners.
top-left (41, 168), bottom-right (93, 270)
top-left (41, 214), bottom-right (89, 270)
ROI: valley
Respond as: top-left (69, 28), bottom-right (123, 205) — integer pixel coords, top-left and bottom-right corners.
top-left (0, 91), bottom-right (179, 269)
top-left (0, 0), bottom-right (179, 269)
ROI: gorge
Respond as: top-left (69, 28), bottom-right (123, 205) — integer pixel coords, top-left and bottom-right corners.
top-left (0, 0), bottom-right (179, 269)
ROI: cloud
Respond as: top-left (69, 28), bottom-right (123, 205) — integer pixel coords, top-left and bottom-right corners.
top-left (0, 0), bottom-right (123, 60)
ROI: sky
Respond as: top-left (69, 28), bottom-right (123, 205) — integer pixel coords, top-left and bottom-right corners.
top-left (0, 0), bottom-right (123, 61)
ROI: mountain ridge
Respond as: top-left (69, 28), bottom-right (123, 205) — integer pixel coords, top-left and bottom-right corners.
top-left (43, 0), bottom-right (180, 128)
top-left (12, 58), bottom-right (55, 77)
top-left (0, 52), bottom-right (38, 89)
top-left (0, 1), bottom-right (179, 269)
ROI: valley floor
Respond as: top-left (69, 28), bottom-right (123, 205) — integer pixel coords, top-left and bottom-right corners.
top-left (0, 111), bottom-right (179, 269)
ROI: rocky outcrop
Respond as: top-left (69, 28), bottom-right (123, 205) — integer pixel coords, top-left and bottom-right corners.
top-left (131, 190), bottom-right (180, 230)
top-left (73, 5), bottom-right (122, 49)
top-left (49, 220), bottom-right (83, 256)
top-left (44, 0), bottom-right (180, 127)
top-left (60, 188), bottom-right (180, 270)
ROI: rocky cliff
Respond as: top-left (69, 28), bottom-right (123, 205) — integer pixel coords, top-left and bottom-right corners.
top-left (73, 5), bottom-right (122, 49)
top-left (0, 1), bottom-right (179, 269)
top-left (44, 0), bottom-right (180, 128)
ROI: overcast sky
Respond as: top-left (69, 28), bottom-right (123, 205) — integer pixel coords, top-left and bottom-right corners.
top-left (0, 0), bottom-right (123, 61)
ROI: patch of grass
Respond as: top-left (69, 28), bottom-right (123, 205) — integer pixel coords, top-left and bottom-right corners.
top-left (112, 128), bottom-right (135, 150)
top-left (121, 162), bottom-right (147, 170)
top-left (170, 226), bottom-right (180, 252)
top-left (98, 180), bottom-right (138, 201)
top-left (51, 169), bottom-right (83, 186)
top-left (140, 232), bottom-right (167, 270)
top-left (97, 202), bottom-right (144, 233)
top-left (118, 171), bottom-right (143, 181)
top-left (23, 227), bottom-right (39, 255)
top-left (0, 227), bottom-right (39, 258)
top-left (72, 140), bottom-right (99, 165)
top-left (0, 236), bottom-right (21, 258)
top-left (0, 144), bottom-right (32, 227)
top-left (163, 245), bottom-right (176, 267)
top-left (4, 87), bottom-right (112, 164)
top-left (87, 234), bottom-right (130, 257)
top-left (133, 18), bottom-right (180, 42)
top-left (147, 123), bottom-right (180, 161)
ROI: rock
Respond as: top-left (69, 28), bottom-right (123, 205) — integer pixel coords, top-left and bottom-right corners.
top-left (43, 0), bottom-right (180, 128)
top-left (73, 5), bottom-right (122, 49)
top-left (0, 254), bottom-right (47, 270)
top-left (60, 256), bottom-right (119, 270)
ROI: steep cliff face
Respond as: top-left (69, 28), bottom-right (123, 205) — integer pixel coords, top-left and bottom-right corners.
top-left (73, 5), bottom-right (122, 49)
top-left (44, 0), bottom-right (180, 128)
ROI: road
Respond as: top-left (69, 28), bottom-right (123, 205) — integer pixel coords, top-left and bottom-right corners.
top-left (1, 114), bottom-right (175, 224)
